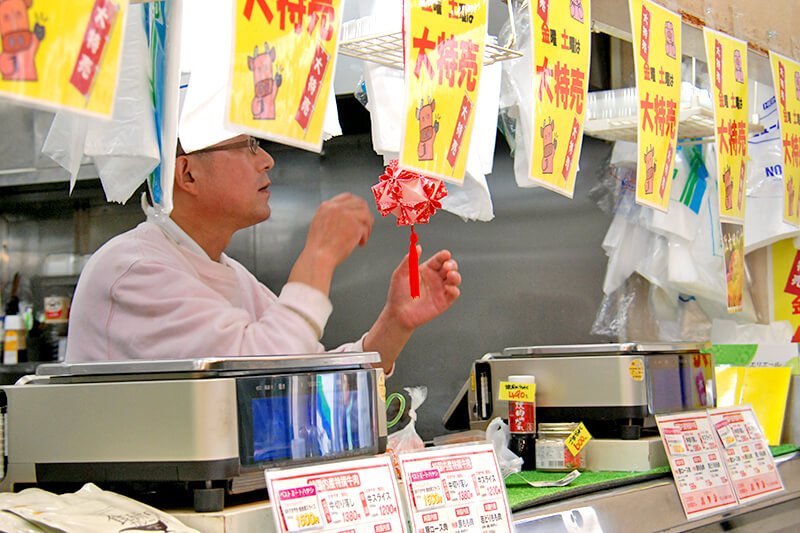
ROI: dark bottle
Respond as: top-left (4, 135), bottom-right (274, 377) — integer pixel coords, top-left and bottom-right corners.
top-left (508, 433), bottom-right (536, 471)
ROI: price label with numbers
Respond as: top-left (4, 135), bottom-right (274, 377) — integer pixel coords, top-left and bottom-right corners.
top-left (564, 422), bottom-right (592, 456)
top-left (266, 456), bottom-right (406, 533)
top-left (656, 412), bottom-right (738, 520)
top-left (708, 405), bottom-right (785, 504)
top-left (399, 443), bottom-right (513, 533)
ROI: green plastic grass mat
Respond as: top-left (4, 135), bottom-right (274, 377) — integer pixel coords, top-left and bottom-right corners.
top-left (505, 444), bottom-right (798, 512)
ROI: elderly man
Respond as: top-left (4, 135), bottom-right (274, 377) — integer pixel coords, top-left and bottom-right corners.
top-left (65, 134), bottom-right (461, 373)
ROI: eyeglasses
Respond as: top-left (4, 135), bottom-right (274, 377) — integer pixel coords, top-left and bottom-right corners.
top-left (179, 136), bottom-right (261, 156)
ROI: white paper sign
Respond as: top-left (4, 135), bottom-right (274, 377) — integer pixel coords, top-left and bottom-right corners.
top-left (656, 411), bottom-right (739, 520)
top-left (265, 456), bottom-right (407, 533)
top-left (708, 405), bottom-right (785, 504)
top-left (398, 443), bottom-right (512, 533)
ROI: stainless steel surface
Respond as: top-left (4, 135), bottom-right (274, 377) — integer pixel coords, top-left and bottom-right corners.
top-left (503, 342), bottom-right (710, 357)
top-left (36, 352), bottom-right (381, 377)
top-left (513, 452), bottom-right (800, 532)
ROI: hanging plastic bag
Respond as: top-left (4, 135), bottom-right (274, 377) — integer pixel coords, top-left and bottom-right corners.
top-left (386, 386), bottom-right (427, 477)
top-left (486, 417), bottom-right (523, 479)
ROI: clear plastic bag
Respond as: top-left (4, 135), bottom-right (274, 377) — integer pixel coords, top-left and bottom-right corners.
top-left (485, 417), bottom-right (522, 479)
top-left (386, 386), bottom-right (427, 476)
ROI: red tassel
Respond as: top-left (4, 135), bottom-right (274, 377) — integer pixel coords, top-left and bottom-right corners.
top-left (409, 225), bottom-right (420, 299)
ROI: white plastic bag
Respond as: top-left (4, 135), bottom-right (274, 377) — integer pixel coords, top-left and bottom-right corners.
top-left (0, 483), bottom-right (200, 533)
top-left (386, 386), bottom-right (427, 476)
top-left (485, 417), bottom-right (522, 479)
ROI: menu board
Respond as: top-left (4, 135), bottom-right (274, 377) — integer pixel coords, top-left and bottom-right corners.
top-left (526, 0), bottom-right (592, 198)
top-left (629, 0), bottom-right (682, 212)
top-left (398, 443), bottom-right (512, 533)
top-left (708, 406), bottom-right (785, 504)
top-left (265, 456), bottom-right (406, 533)
top-left (399, 0), bottom-right (488, 185)
top-left (229, 0), bottom-right (343, 152)
top-left (656, 411), bottom-right (739, 520)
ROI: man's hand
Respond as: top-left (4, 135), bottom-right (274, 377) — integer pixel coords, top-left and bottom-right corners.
top-left (364, 248), bottom-right (461, 373)
top-left (385, 248), bottom-right (461, 331)
top-left (289, 193), bottom-right (374, 296)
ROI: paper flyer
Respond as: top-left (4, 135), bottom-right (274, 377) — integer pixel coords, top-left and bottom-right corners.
top-left (399, 0), bottom-right (488, 185)
top-left (769, 51), bottom-right (800, 226)
top-left (527, 0), bottom-right (591, 198)
top-left (629, 0), bottom-right (682, 212)
top-left (0, 0), bottom-right (126, 117)
top-left (722, 221), bottom-right (744, 313)
top-left (703, 28), bottom-right (749, 223)
top-left (228, 0), bottom-right (343, 152)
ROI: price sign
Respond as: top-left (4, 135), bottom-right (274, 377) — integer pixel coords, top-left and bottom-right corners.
top-left (497, 381), bottom-right (536, 402)
top-left (399, 443), bottom-right (513, 533)
top-left (266, 456), bottom-right (406, 533)
top-left (708, 405), bottom-right (785, 504)
top-left (656, 411), bottom-right (738, 520)
top-left (564, 422), bottom-right (592, 456)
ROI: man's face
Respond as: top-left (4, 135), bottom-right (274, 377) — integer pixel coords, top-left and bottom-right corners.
top-left (186, 135), bottom-right (275, 231)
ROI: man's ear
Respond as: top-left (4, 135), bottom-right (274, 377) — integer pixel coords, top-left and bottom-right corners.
top-left (173, 155), bottom-right (199, 195)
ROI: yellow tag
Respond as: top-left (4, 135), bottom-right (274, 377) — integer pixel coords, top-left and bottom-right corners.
top-left (377, 372), bottom-right (386, 402)
top-left (628, 358), bottom-right (644, 381)
top-left (564, 422), bottom-right (592, 456)
top-left (470, 371), bottom-right (476, 391)
top-left (498, 381), bottom-right (536, 402)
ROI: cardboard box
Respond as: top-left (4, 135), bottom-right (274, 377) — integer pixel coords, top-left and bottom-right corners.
top-left (585, 437), bottom-right (668, 472)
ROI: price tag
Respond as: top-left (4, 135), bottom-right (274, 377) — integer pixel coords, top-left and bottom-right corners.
top-left (564, 422), bottom-right (592, 456)
top-left (265, 456), bottom-right (406, 533)
top-left (497, 381), bottom-right (536, 402)
top-left (708, 405), bottom-right (785, 504)
top-left (399, 443), bottom-right (513, 533)
top-left (656, 412), bottom-right (738, 520)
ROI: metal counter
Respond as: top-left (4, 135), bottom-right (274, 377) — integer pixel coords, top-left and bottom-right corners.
top-left (170, 452), bottom-right (799, 532)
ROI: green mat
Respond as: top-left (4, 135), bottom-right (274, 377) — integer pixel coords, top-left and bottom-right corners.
top-left (505, 444), bottom-right (799, 512)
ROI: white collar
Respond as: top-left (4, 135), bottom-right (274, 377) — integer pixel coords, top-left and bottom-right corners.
top-left (142, 195), bottom-right (215, 261)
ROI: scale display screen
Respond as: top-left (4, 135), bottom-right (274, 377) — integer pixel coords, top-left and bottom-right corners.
top-left (237, 370), bottom-right (378, 467)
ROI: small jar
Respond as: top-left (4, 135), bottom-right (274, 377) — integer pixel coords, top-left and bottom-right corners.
top-left (535, 422), bottom-right (587, 472)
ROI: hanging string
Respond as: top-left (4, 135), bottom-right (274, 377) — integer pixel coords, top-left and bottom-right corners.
top-left (409, 225), bottom-right (420, 298)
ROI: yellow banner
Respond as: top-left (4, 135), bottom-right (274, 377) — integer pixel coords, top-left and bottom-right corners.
top-left (629, 0), bottom-right (681, 212)
top-left (704, 29), bottom-right (749, 223)
top-left (527, 0), bottom-right (591, 198)
top-left (229, 0), bottom-right (342, 152)
top-left (722, 222), bottom-right (744, 313)
top-left (399, 0), bottom-right (488, 185)
top-left (770, 51), bottom-right (800, 226)
top-left (0, 0), bottom-right (126, 117)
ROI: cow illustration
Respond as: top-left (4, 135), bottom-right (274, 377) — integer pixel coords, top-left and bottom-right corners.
top-left (644, 146), bottom-right (656, 194)
top-left (795, 71), bottom-right (800, 101)
top-left (540, 118), bottom-right (557, 174)
top-left (416, 97), bottom-right (439, 161)
top-left (664, 21), bottom-right (676, 59)
top-left (570, 0), bottom-right (584, 23)
top-left (722, 165), bottom-right (733, 210)
top-left (0, 0), bottom-right (45, 81)
top-left (734, 49), bottom-right (744, 84)
top-left (249, 43), bottom-right (282, 120)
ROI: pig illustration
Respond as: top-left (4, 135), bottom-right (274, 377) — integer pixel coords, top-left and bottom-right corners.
top-left (540, 118), bottom-right (557, 174)
top-left (0, 0), bottom-right (45, 81)
top-left (644, 146), bottom-right (656, 194)
top-left (570, 0), bottom-right (584, 23)
top-left (734, 49), bottom-right (744, 84)
top-left (249, 43), bottom-right (282, 120)
top-left (664, 21), bottom-right (676, 60)
top-left (722, 166), bottom-right (733, 210)
top-left (416, 97), bottom-right (439, 161)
